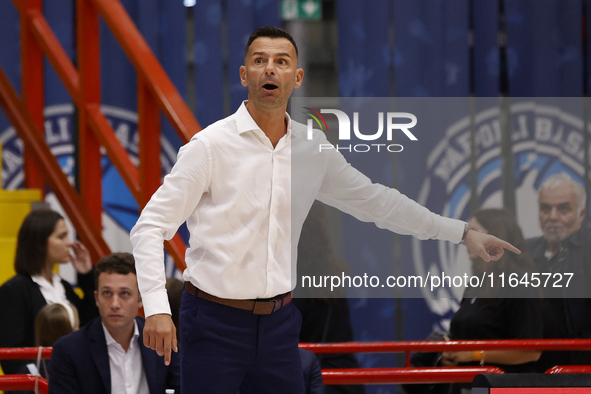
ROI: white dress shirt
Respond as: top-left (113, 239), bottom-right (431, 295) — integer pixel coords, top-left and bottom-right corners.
top-left (102, 320), bottom-right (149, 394)
top-left (130, 101), bottom-right (465, 317)
top-left (31, 273), bottom-right (68, 304)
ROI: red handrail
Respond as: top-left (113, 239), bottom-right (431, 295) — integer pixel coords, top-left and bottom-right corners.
top-left (3, 339), bottom-right (590, 361)
top-left (88, 0), bottom-right (199, 142)
top-left (0, 348), bottom-right (52, 360)
top-left (300, 339), bottom-right (591, 353)
top-left (0, 68), bottom-right (111, 263)
top-left (2, 346), bottom-right (591, 387)
top-left (546, 365), bottom-right (591, 374)
top-left (2, 0), bottom-right (201, 268)
top-left (0, 375), bottom-right (48, 394)
top-left (300, 339), bottom-right (591, 370)
top-left (321, 366), bottom-right (504, 385)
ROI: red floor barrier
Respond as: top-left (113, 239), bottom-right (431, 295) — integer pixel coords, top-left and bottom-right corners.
top-left (0, 375), bottom-right (48, 393)
top-left (546, 365), bottom-right (591, 374)
top-left (322, 366), bottom-right (504, 385)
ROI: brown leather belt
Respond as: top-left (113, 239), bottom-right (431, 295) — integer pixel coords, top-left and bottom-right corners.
top-left (184, 281), bottom-right (292, 315)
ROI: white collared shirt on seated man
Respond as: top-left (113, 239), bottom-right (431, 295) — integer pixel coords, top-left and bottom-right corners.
top-left (103, 320), bottom-right (149, 394)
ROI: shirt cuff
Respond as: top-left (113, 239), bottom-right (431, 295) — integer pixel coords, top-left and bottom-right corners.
top-left (141, 290), bottom-right (172, 318)
top-left (437, 217), bottom-right (466, 244)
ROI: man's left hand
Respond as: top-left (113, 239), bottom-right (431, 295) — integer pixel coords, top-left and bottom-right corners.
top-left (463, 229), bottom-right (521, 262)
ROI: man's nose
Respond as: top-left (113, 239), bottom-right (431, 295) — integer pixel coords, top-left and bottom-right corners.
top-left (265, 61), bottom-right (276, 74)
top-left (111, 296), bottom-right (121, 309)
top-left (548, 207), bottom-right (559, 219)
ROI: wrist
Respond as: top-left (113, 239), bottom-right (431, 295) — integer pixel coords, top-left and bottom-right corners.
top-left (472, 350), bottom-right (485, 365)
top-left (460, 223), bottom-right (472, 244)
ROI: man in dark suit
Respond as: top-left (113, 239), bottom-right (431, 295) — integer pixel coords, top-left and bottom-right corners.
top-left (526, 173), bottom-right (591, 372)
top-left (48, 253), bottom-right (180, 394)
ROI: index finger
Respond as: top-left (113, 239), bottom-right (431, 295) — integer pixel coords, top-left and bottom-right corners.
top-left (163, 337), bottom-right (172, 366)
top-left (498, 239), bottom-right (521, 255)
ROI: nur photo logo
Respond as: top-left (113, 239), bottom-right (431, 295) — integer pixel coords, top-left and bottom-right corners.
top-left (303, 107), bottom-right (418, 153)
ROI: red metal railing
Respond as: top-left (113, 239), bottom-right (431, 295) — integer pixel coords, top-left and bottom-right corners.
top-left (0, 375), bottom-right (48, 394)
top-left (3, 342), bottom-right (591, 386)
top-left (546, 365), bottom-right (591, 374)
top-left (300, 339), bottom-right (591, 385)
top-left (300, 338), bottom-right (591, 369)
top-left (322, 366), bottom-right (504, 385)
top-left (0, 348), bottom-right (52, 360)
top-left (1, 0), bottom-right (201, 266)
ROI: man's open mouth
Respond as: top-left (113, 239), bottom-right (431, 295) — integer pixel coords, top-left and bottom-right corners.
top-left (263, 83), bottom-right (278, 90)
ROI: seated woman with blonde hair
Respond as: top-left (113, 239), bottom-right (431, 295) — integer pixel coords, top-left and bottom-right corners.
top-left (5, 302), bottom-right (79, 394)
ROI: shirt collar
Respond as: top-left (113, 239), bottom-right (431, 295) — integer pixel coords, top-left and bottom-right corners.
top-left (531, 227), bottom-right (588, 259)
top-left (235, 101), bottom-right (292, 138)
top-left (31, 273), bottom-right (62, 288)
top-left (102, 319), bottom-right (140, 349)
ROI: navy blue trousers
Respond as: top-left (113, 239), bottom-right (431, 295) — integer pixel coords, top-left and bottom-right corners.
top-left (179, 290), bottom-right (305, 393)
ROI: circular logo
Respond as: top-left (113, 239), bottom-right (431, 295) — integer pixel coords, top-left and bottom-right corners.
top-left (413, 99), bottom-right (589, 320)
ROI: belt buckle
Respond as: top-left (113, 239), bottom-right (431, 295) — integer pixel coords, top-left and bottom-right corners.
top-left (253, 300), bottom-right (273, 315)
top-left (273, 296), bottom-right (284, 312)
top-left (252, 296), bottom-right (284, 315)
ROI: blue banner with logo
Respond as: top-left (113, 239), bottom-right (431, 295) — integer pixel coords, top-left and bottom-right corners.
top-left (333, 3), bottom-right (590, 392)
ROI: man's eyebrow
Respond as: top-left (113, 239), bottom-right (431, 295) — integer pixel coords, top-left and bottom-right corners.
top-left (251, 51), bottom-right (292, 58)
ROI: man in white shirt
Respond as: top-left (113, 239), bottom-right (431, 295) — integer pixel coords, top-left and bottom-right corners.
top-left (49, 253), bottom-right (180, 394)
top-left (130, 26), bottom-right (519, 393)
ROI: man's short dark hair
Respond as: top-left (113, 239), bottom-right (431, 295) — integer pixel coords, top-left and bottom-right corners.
top-left (245, 26), bottom-right (298, 58)
top-left (94, 252), bottom-right (136, 288)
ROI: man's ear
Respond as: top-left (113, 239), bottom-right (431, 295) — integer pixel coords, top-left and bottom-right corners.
top-left (294, 68), bottom-right (304, 89)
top-left (240, 65), bottom-right (248, 87)
top-left (94, 290), bottom-right (99, 306)
top-left (580, 206), bottom-right (587, 220)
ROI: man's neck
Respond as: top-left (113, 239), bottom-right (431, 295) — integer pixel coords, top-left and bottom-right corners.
top-left (245, 101), bottom-right (287, 147)
top-left (107, 324), bottom-right (135, 352)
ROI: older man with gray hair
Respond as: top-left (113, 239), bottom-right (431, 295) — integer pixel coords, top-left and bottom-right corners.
top-left (527, 172), bottom-right (591, 372)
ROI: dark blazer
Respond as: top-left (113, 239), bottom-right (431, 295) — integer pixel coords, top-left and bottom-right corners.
top-left (0, 272), bottom-right (98, 374)
top-left (527, 227), bottom-right (591, 371)
top-left (48, 317), bottom-right (180, 394)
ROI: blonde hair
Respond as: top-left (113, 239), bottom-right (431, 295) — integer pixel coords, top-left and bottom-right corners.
top-left (34, 302), bottom-right (79, 347)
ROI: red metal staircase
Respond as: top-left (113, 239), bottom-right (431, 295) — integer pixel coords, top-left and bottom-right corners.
top-left (0, 0), bottom-right (201, 268)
